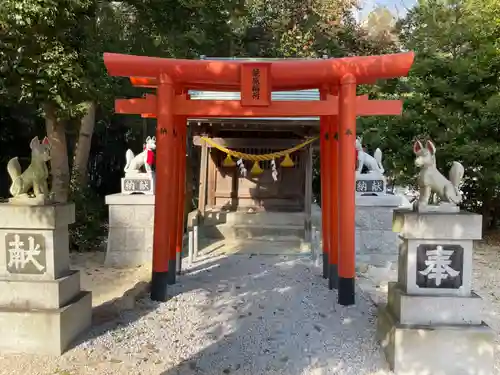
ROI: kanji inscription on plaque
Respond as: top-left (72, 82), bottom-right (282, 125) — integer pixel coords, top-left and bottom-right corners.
top-left (355, 179), bottom-right (385, 193)
top-left (123, 178), bottom-right (152, 193)
top-left (240, 63), bottom-right (271, 106)
top-left (5, 233), bottom-right (46, 275)
top-left (251, 68), bottom-right (260, 100)
top-left (416, 244), bottom-right (463, 289)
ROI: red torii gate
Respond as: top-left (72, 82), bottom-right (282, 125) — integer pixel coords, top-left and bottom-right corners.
top-left (103, 52), bottom-right (414, 306)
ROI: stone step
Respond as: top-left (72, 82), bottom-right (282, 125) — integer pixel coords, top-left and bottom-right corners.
top-left (201, 223), bottom-right (305, 241)
top-left (203, 210), bottom-right (305, 227)
top-left (221, 239), bottom-right (309, 255)
top-left (196, 238), bottom-right (309, 256)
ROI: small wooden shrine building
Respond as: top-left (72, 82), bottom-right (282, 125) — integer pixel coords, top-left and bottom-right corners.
top-left (188, 60), bottom-right (320, 215)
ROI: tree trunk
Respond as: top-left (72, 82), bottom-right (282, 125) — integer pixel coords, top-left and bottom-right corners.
top-left (71, 101), bottom-right (96, 187)
top-left (44, 102), bottom-right (70, 203)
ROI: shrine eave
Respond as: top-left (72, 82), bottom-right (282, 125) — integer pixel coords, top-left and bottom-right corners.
top-left (103, 52), bottom-right (415, 89)
top-left (188, 117), bottom-right (319, 124)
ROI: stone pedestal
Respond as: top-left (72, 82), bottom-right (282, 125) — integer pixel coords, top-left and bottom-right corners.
top-left (121, 173), bottom-right (155, 195)
top-left (377, 209), bottom-right (495, 375)
top-left (0, 203), bottom-right (92, 355)
top-left (355, 195), bottom-right (403, 268)
top-left (105, 193), bottom-right (154, 267)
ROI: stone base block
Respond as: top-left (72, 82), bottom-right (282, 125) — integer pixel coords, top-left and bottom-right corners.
top-left (0, 270), bottom-right (81, 309)
top-left (105, 193), bottom-right (154, 268)
top-left (393, 209), bottom-right (482, 240)
top-left (387, 282), bottom-right (482, 325)
top-left (377, 304), bottom-right (495, 375)
top-left (8, 194), bottom-right (53, 206)
top-left (416, 202), bottom-right (460, 213)
top-left (356, 195), bottom-right (403, 207)
top-left (105, 193), bottom-right (155, 206)
top-left (0, 203), bottom-right (75, 229)
top-left (397, 238), bottom-right (473, 297)
top-left (355, 202), bottom-right (402, 268)
top-left (356, 229), bottom-right (400, 251)
top-left (0, 227), bottom-right (72, 281)
top-left (0, 203), bottom-right (75, 281)
top-left (0, 291), bottom-right (92, 355)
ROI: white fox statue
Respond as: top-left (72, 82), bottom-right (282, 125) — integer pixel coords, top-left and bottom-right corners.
top-left (124, 136), bottom-right (156, 175)
top-left (7, 136), bottom-right (52, 203)
top-left (413, 139), bottom-right (464, 210)
top-left (356, 136), bottom-right (384, 176)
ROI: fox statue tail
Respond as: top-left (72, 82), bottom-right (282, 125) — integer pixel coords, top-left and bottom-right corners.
top-left (7, 157), bottom-right (23, 196)
top-left (124, 149), bottom-right (134, 172)
top-left (374, 148), bottom-right (385, 174)
top-left (449, 161), bottom-right (464, 199)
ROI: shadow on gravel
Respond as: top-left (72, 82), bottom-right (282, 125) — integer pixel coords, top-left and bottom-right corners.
top-left (151, 252), bottom-right (388, 375)
top-left (65, 235), bottom-right (389, 375)
top-left (69, 238), bottom-right (224, 349)
top-left (69, 279), bottom-right (155, 350)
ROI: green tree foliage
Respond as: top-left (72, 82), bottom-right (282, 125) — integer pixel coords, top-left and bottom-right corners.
top-left (235, 0), bottom-right (397, 58)
top-left (0, 0), bottom-right (241, 249)
top-left (365, 0), bottom-right (500, 227)
top-left (363, 6), bottom-right (398, 43)
top-left (7, 0), bottom-right (498, 244)
top-left (124, 0), bottom-right (241, 57)
top-left (0, 0), bottom-right (96, 114)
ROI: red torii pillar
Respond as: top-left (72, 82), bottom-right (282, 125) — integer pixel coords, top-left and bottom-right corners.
top-left (175, 115), bottom-right (188, 277)
top-left (140, 103), bottom-right (189, 286)
top-left (167, 113), bottom-right (188, 284)
top-left (319, 87), bottom-right (339, 291)
top-left (151, 77), bottom-right (191, 299)
top-left (319, 89), bottom-right (330, 280)
top-left (328, 91), bottom-right (340, 292)
top-left (150, 74), bottom-right (176, 300)
top-left (337, 74), bottom-right (357, 306)
top-left (165, 115), bottom-right (182, 285)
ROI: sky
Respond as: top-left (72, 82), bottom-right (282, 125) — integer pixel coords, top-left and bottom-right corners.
top-left (357, 0), bottom-right (418, 20)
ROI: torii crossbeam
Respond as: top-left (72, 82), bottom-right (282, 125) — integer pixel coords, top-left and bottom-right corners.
top-left (115, 93), bottom-right (404, 118)
top-left (103, 52), bottom-right (415, 306)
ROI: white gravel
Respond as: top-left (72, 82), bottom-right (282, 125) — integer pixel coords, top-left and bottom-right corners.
top-left (4, 240), bottom-right (500, 375)
top-left (0, 253), bottom-right (391, 375)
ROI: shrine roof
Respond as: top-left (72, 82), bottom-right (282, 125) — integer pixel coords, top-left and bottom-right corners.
top-left (184, 57), bottom-right (321, 121)
top-left (103, 51), bottom-right (414, 90)
top-left (188, 89), bottom-right (320, 121)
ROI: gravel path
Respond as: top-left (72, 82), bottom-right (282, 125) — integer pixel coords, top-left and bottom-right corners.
top-left (3, 239), bottom-right (500, 375)
top-left (473, 241), bottom-right (500, 372)
top-left (0, 253), bottom-right (390, 375)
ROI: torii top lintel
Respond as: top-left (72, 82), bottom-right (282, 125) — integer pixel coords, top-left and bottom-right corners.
top-left (103, 52), bottom-right (415, 91)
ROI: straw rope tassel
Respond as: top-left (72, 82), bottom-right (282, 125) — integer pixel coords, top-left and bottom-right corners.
top-left (223, 154), bottom-right (236, 167)
top-left (281, 153), bottom-right (294, 167)
top-left (201, 136), bottom-right (318, 162)
top-left (250, 161), bottom-right (264, 175)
